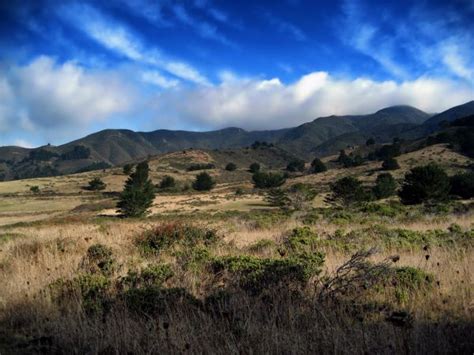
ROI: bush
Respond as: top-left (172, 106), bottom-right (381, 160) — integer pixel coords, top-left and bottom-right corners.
top-left (87, 177), bottom-right (106, 191)
top-left (382, 157), bottom-right (400, 170)
top-left (159, 175), bottom-right (176, 189)
top-left (121, 264), bottom-right (174, 289)
top-left (283, 227), bottom-right (319, 253)
top-left (311, 158), bottom-right (327, 173)
top-left (329, 176), bottom-right (370, 205)
top-left (80, 243), bottom-right (115, 276)
top-left (376, 144), bottom-right (401, 160)
top-left (193, 172), bottom-right (215, 191)
top-left (117, 161), bottom-right (156, 217)
top-left (136, 223), bottom-right (219, 255)
top-left (28, 149), bottom-right (58, 161)
top-left (372, 173), bottom-right (397, 199)
top-left (252, 172), bottom-right (286, 189)
top-left (399, 164), bottom-right (450, 205)
top-left (338, 150), bottom-right (363, 167)
top-left (249, 162), bottom-right (260, 173)
top-left (123, 164), bottom-right (133, 175)
top-left (286, 159), bottom-right (305, 172)
top-left (225, 162), bottom-right (237, 171)
top-left (187, 163), bottom-right (215, 171)
top-left (450, 172), bottom-right (474, 199)
top-left (30, 185), bottom-right (40, 194)
top-left (265, 188), bottom-right (290, 208)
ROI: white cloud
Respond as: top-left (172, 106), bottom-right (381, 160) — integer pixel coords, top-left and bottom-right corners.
top-left (3, 56), bottom-right (132, 129)
top-left (141, 71), bottom-right (179, 88)
top-left (150, 72), bottom-right (474, 130)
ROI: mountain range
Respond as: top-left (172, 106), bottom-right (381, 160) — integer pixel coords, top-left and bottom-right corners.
top-left (0, 100), bottom-right (473, 181)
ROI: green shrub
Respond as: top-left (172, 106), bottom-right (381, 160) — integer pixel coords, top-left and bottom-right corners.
top-left (80, 244), bottom-right (115, 276)
top-left (193, 172), bottom-right (215, 191)
top-left (265, 188), bottom-right (290, 208)
top-left (225, 162), bottom-right (237, 171)
top-left (252, 171), bottom-right (286, 189)
top-left (86, 177), bottom-right (106, 191)
top-left (283, 227), bottom-right (319, 253)
top-left (372, 173), bottom-right (397, 199)
top-left (382, 157), bottom-right (400, 170)
top-left (187, 163), bottom-right (215, 171)
top-left (121, 264), bottom-right (174, 289)
top-left (329, 176), bottom-right (370, 205)
top-left (30, 185), bottom-right (40, 194)
top-left (136, 223), bottom-right (219, 255)
top-left (123, 163), bottom-right (134, 175)
top-left (399, 164), bottom-right (450, 205)
top-left (311, 158), bottom-right (327, 173)
top-left (249, 162), bottom-right (260, 173)
top-left (394, 266), bottom-right (434, 289)
top-left (286, 159), bottom-right (305, 172)
top-left (159, 175), bottom-right (176, 189)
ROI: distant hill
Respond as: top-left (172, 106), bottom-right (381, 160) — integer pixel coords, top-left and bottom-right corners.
top-left (1, 101), bottom-right (473, 181)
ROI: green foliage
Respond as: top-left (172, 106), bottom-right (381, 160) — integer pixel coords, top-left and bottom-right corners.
top-left (454, 128), bottom-right (474, 157)
top-left (338, 150), bottom-right (363, 167)
top-left (394, 266), bottom-right (434, 290)
top-left (450, 172), bottom-right (474, 199)
top-left (329, 176), bottom-right (370, 206)
top-left (80, 243), bottom-right (115, 276)
top-left (121, 264), bottom-right (174, 289)
top-left (86, 177), bottom-right (106, 191)
top-left (399, 164), bottom-right (450, 205)
top-left (192, 172), bottom-right (216, 191)
top-left (372, 173), bottom-right (397, 199)
top-left (311, 158), bottom-right (327, 173)
top-left (376, 144), bottom-right (401, 160)
top-left (283, 227), bottom-right (319, 253)
top-left (247, 239), bottom-right (276, 253)
top-left (123, 164), bottom-right (133, 175)
top-left (159, 175), bottom-right (176, 189)
top-left (117, 161), bottom-right (156, 217)
top-left (211, 252), bottom-right (324, 294)
top-left (135, 223), bottom-right (219, 255)
top-left (359, 202), bottom-right (404, 217)
top-left (225, 162), bottom-right (237, 171)
top-left (29, 185), bottom-right (40, 194)
top-left (28, 149), bottom-right (58, 161)
top-left (265, 188), bottom-right (290, 209)
top-left (286, 159), bottom-right (305, 172)
top-left (60, 145), bottom-right (91, 160)
top-left (382, 157), bottom-right (400, 170)
top-left (187, 163), bottom-right (215, 171)
top-left (249, 162), bottom-right (260, 173)
top-left (252, 171), bottom-right (286, 189)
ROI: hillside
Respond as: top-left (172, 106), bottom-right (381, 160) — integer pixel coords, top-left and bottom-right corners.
top-left (1, 101), bottom-right (473, 181)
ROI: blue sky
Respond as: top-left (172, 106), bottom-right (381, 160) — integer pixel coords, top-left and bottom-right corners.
top-left (0, 0), bottom-right (473, 147)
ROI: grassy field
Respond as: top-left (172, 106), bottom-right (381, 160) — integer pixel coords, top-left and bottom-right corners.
top-left (0, 143), bottom-right (473, 353)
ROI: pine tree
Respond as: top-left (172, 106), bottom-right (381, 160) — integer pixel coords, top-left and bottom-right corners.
top-left (117, 162), bottom-right (155, 217)
top-left (265, 188), bottom-right (290, 209)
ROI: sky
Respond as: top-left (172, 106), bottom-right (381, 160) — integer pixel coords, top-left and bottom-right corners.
top-left (0, 0), bottom-right (473, 148)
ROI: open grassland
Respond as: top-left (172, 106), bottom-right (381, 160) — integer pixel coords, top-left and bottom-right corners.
top-left (0, 143), bottom-right (473, 353)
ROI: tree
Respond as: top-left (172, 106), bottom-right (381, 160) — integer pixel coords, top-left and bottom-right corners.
top-left (87, 177), bottom-right (106, 191)
top-left (329, 176), bottom-right (369, 206)
top-left (225, 162), bottom-right (237, 171)
top-left (159, 175), bottom-right (176, 189)
top-left (311, 158), bottom-right (327, 173)
top-left (123, 164), bottom-right (134, 175)
top-left (117, 162), bottom-right (155, 217)
top-left (252, 172), bottom-right (286, 189)
top-left (382, 157), bottom-right (400, 170)
top-left (249, 162), bottom-right (260, 173)
top-left (286, 159), bottom-right (305, 172)
top-left (450, 172), bottom-right (474, 199)
top-left (193, 172), bottom-right (215, 191)
top-left (372, 173), bottom-right (396, 199)
top-left (366, 138), bottom-right (375, 146)
top-left (375, 144), bottom-right (401, 160)
top-left (398, 164), bottom-right (450, 205)
top-left (265, 188), bottom-right (290, 209)
top-left (60, 145), bottom-right (91, 160)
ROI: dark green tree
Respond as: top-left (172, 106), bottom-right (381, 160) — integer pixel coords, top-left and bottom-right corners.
top-left (382, 157), bottom-right (400, 170)
top-left (311, 158), bottom-right (327, 173)
top-left (450, 172), bottom-right (474, 199)
top-left (372, 173), bottom-right (396, 199)
top-left (225, 162), bottom-right (237, 171)
top-left (252, 172), bottom-right (286, 189)
top-left (366, 138), bottom-right (375, 146)
top-left (399, 164), bottom-right (450, 205)
top-left (249, 162), bottom-right (260, 173)
top-left (193, 172), bottom-right (215, 191)
top-left (265, 188), bottom-right (290, 209)
top-left (30, 186), bottom-right (40, 194)
top-left (286, 159), bottom-right (306, 172)
top-left (87, 177), bottom-right (106, 191)
top-left (329, 176), bottom-right (369, 206)
top-left (123, 164), bottom-right (134, 175)
top-left (159, 175), bottom-right (176, 189)
top-left (117, 162), bottom-right (155, 217)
